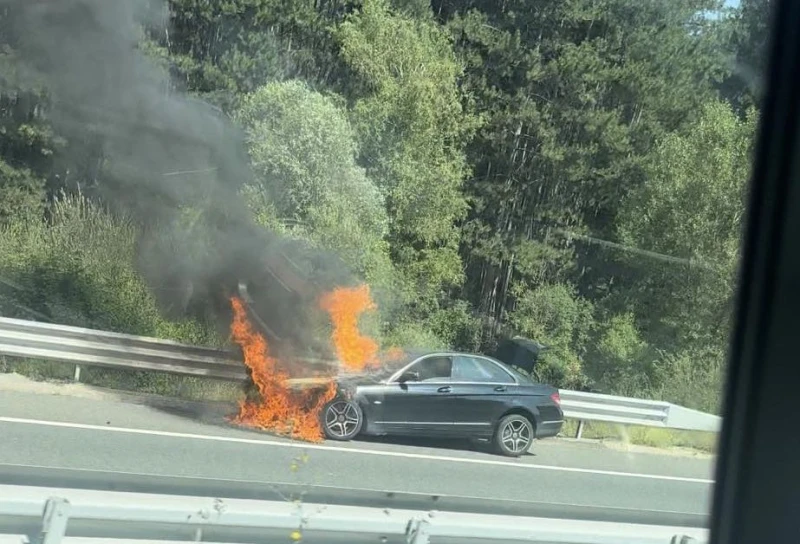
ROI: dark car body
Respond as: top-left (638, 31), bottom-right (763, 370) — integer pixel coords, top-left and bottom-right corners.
top-left (335, 351), bottom-right (564, 441)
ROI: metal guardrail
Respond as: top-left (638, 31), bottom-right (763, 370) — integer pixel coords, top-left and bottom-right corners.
top-left (0, 316), bottom-right (722, 434)
top-left (559, 390), bottom-right (722, 436)
top-left (0, 485), bottom-right (706, 544)
top-left (0, 316), bottom-right (248, 382)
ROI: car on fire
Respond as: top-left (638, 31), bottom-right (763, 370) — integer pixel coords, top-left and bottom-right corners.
top-left (320, 348), bottom-right (564, 457)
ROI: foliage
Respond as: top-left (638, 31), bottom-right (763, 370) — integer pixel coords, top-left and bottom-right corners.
top-left (587, 312), bottom-right (651, 396)
top-left (617, 100), bottom-right (755, 352)
top-left (235, 80), bottom-right (392, 284)
top-left (0, 160), bottom-right (45, 223)
top-left (0, 0), bottom-right (769, 413)
top-left (0, 192), bottom-right (217, 345)
top-left (336, 0), bottom-right (476, 312)
top-left (506, 284), bottom-right (594, 389)
top-left (444, 0), bottom-right (731, 334)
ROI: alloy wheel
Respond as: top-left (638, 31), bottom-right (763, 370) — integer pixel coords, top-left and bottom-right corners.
top-left (500, 418), bottom-right (531, 454)
top-left (324, 400), bottom-right (361, 439)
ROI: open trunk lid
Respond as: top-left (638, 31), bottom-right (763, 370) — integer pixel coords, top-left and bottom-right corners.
top-left (492, 336), bottom-right (547, 375)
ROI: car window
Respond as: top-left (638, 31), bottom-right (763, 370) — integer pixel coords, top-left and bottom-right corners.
top-left (407, 355), bottom-right (453, 382)
top-left (453, 356), bottom-right (515, 384)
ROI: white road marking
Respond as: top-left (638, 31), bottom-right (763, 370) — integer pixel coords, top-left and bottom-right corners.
top-left (0, 416), bottom-right (714, 484)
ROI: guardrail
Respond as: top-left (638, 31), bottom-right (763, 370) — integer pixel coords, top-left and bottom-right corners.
top-left (0, 485), bottom-right (706, 544)
top-left (559, 390), bottom-right (722, 436)
top-left (0, 316), bottom-right (721, 434)
top-left (0, 316), bottom-right (248, 382)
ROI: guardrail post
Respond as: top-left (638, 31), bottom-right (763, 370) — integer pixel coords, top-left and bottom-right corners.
top-left (575, 420), bottom-right (585, 439)
top-left (34, 497), bottom-right (70, 544)
top-left (73, 365), bottom-right (81, 382)
top-left (405, 518), bottom-right (430, 544)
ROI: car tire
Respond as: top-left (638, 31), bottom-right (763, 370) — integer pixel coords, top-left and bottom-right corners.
top-left (321, 398), bottom-right (364, 441)
top-left (494, 414), bottom-right (534, 457)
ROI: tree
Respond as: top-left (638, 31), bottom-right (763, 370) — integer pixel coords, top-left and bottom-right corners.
top-left (163, 0), bottom-right (356, 109)
top-left (613, 99), bottom-right (756, 405)
top-left (438, 0), bottom-right (730, 337)
top-left (721, 0), bottom-right (773, 111)
top-left (235, 80), bottom-right (392, 285)
top-left (0, 7), bottom-right (56, 222)
top-left (335, 0), bottom-right (476, 314)
top-left (506, 283), bottom-right (594, 389)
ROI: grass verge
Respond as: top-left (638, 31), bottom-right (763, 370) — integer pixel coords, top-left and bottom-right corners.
top-left (560, 419), bottom-right (718, 454)
top-left (0, 356), bottom-right (242, 402)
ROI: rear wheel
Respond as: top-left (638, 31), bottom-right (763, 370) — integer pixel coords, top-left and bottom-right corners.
top-left (494, 414), bottom-right (534, 457)
top-left (321, 399), bottom-right (363, 441)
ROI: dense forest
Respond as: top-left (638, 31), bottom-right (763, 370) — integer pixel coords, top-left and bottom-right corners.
top-left (0, 0), bottom-right (771, 413)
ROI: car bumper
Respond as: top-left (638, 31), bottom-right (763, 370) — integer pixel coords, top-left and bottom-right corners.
top-left (536, 419), bottom-right (564, 439)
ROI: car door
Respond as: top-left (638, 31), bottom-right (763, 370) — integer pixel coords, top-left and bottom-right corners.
top-left (449, 355), bottom-right (518, 436)
top-left (376, 354), bottom-right (458, 435)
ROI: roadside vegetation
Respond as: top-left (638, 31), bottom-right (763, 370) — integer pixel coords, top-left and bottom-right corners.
top-left (560, 420), bottom-right (718, 454)
top-left (0, 0), bottom-right (769, 419)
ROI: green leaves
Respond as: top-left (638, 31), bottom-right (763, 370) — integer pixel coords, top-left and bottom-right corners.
top-left (336, 0), bottom-right (475, 308)
top-left (620, 100), bottom-right (754, 269)
top-left (0, 160), bottom-right (45, 224)
top-left (617, 99), bottom-right (755, 349)
top-left (506, 283), bottom-right (594, 389)
top-left (235, 80), bottom-right (391, 283)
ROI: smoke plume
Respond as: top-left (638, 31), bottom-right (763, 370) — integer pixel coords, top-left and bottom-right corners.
top-left (8, 0), bottom-right (353, 356)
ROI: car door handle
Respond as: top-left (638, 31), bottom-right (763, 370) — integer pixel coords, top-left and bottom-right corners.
top-left (494, 386), bottom-right (507, 392)
top-left (437, 386), bottom-right (451, 393)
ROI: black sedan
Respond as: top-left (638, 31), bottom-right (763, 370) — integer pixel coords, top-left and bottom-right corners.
top-left (320, 351), bottom-right (564, 457)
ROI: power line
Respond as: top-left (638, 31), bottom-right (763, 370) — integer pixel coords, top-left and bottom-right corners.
top-left (551, 228), bottom-right (720, 271)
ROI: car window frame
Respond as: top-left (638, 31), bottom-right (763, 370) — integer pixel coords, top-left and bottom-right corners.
top-left (413, 354), bottom-right (454, 383)
top-left (387, 352), bottom-right (519, 385)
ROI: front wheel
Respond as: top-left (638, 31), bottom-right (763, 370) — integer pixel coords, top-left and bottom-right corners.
top-left (494, 414), bottom-right (534, 457)
top-left (321, 399), bottom-right (363, 441)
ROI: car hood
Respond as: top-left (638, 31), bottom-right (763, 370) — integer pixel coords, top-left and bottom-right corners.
top-left (334, 362), bottom-right (403, 387)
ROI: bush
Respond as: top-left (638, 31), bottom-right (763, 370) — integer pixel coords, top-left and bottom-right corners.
top-left (0, 192), bottom-right (218, 344)
top-left (382, 320), bottom-right (448, 351)
top-left (426, 300), bottom-right (483, 352)
top-left (649, 347), bottom-right (725, 414)
top-left (0, 192), bottom-right (232, 396)
top-left (507, 283), bottom-right (594, 389)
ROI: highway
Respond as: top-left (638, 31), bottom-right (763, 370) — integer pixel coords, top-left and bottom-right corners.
top-left (0, 378), bottom-right (717, 527)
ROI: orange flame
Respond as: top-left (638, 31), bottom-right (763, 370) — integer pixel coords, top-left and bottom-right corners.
top-left (319, 285), bottom-right (379, 371)
top-left (230, 297), bottom-right (335, 442)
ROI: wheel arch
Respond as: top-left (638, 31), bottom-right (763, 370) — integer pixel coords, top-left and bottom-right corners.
top-left (498, 406), bottom-right (538, 432)
top-left (355, 396), bottom-right (370, 428)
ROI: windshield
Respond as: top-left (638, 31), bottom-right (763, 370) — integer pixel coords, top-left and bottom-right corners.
top-left (0, 0), bottom-right (771, 541)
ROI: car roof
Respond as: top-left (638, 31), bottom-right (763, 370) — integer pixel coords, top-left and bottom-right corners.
top-left (406, 350), bottom-right (498, 359)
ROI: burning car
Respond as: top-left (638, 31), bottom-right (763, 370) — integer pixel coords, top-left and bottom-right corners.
top-left (320, 348), bottom-right (564, 457)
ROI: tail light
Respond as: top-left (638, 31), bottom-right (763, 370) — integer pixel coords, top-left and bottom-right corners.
top-left (550, 391), bottom-right (561, 406)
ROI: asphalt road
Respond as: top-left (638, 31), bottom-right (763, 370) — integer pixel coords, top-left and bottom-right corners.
top-left (0, 385), bottom-right (717, 526)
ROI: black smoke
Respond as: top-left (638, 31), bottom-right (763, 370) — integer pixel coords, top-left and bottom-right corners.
top-left (7, 0), bottom-right (353, 356)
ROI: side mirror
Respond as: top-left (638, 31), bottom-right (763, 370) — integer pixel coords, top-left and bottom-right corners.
top-left (398, 371), bottom-right (420, 383)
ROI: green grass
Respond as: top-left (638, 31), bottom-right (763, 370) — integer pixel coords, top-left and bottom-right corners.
top-left (561, 419), bottom-right (718, 454)
top-left (0, 357), bottom-right (75, 381)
